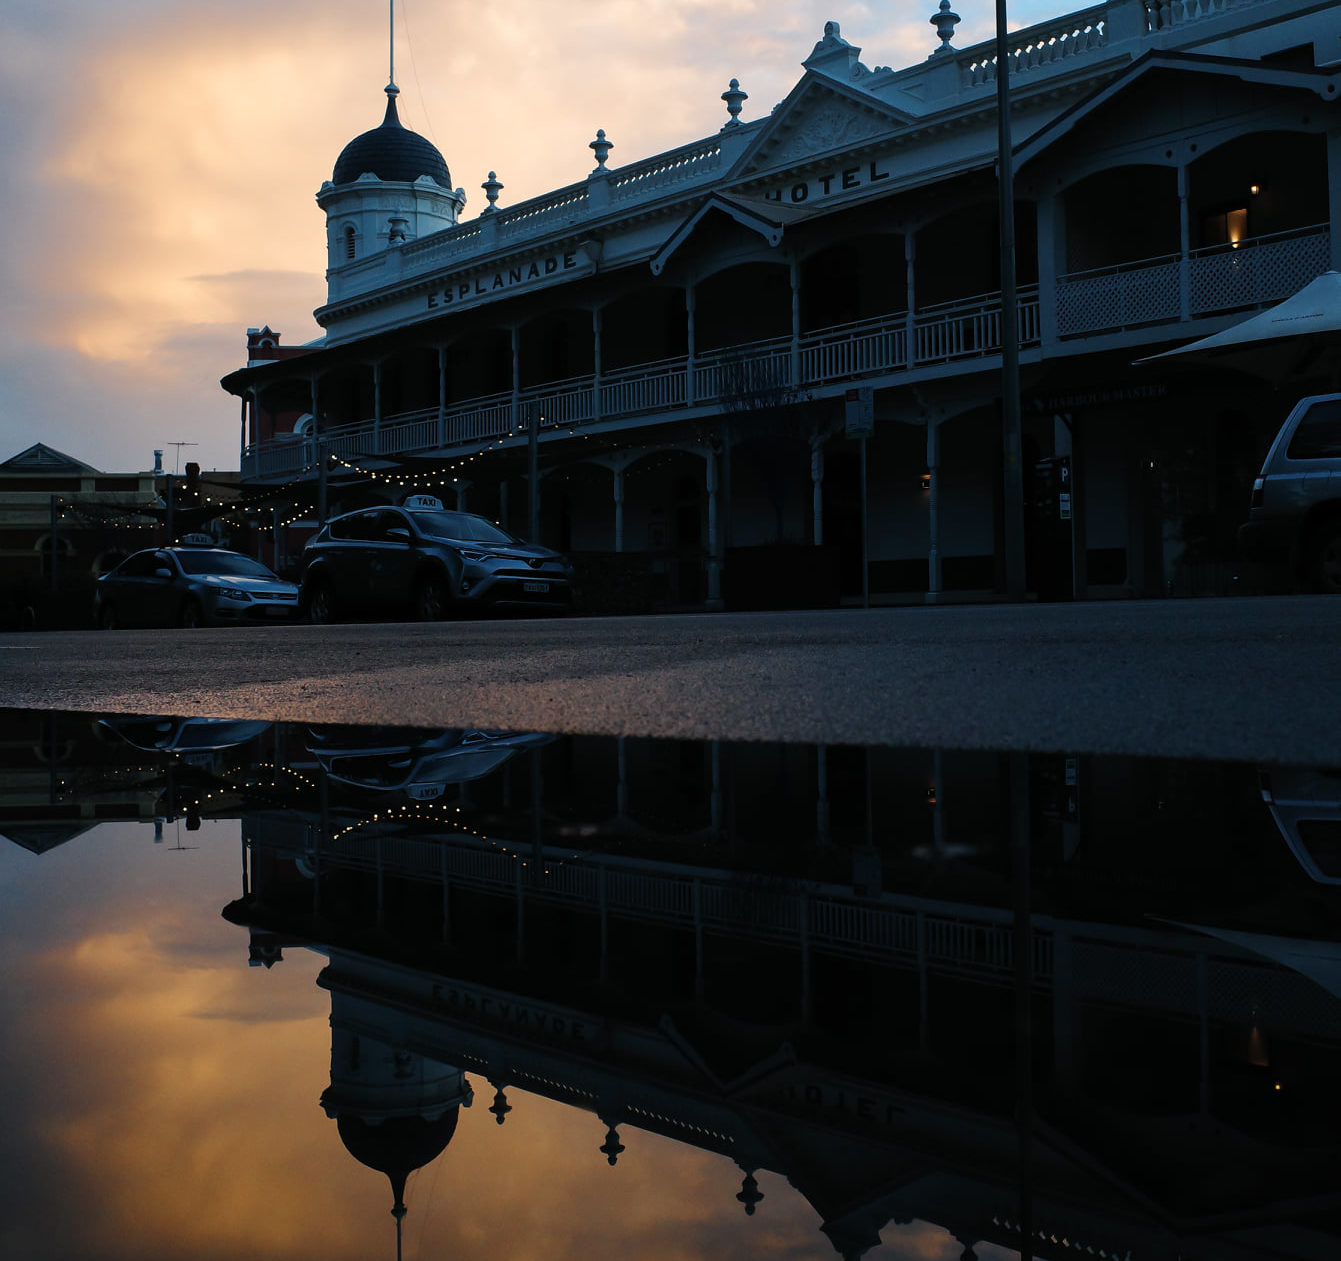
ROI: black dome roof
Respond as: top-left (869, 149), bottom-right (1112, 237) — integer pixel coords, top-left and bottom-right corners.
top-left (333, 86), bottom-right (451, 188)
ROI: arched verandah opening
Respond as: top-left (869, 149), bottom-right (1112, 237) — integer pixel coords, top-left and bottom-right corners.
top-left (600, 287), bottom-right (687, 372)
top-left (800, 234), bottom-right (905, 333)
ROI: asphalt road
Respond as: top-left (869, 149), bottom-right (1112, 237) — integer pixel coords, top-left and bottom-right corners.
top-left (1, 597), bottom-right (1337, 765)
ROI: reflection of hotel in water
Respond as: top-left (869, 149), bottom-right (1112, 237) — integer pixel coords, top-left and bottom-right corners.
top-left (186, 720), bottom-right (1341, 1261)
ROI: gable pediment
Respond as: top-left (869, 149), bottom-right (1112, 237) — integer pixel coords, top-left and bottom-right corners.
top-left (729, 75), bottom-right (915, 182)
top-left (0, 443), bottom-right (96, 473)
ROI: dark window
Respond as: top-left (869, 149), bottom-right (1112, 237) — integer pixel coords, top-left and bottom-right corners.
top-left (175, 551), bottom-right (278, 578)
top-left (330, 511), bottom-right (380, 541)
top-left (1297, 820), bottom-right (1341, 878)
top-left (116, 551), bottom-right (167, 578)
top-left (344, 225), bottom-right (357, 260)
top-left (1286, 399), bottom-right (1341, 460)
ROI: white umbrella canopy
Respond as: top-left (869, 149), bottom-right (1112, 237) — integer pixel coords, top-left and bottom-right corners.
top-left (1138, 270), bottom-right (1341, 383)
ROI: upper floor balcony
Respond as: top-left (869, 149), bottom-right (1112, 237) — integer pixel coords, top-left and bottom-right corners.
top-left (242, 223), bottom-right (1331, 482)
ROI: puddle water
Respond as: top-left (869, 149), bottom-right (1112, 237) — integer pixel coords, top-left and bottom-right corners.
top-left (3, 709), bottom-right (1340, 1260)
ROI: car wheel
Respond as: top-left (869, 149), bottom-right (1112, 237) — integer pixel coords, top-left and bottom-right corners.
top-left (97, 603), bottom-right (117, 630)
top-left (307, 580), bottom-right (339, 624)
top-left (1309, 524), bottom-right (1341, 593)
top-left (413, 573), bottom-right (451, 621)
top-left (180, 598), bottom-right (205, 628)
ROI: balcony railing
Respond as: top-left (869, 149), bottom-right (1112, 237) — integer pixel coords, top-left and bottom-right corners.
top-left (242, 227), bottom-right (1329, 480)
top-left (1057, 223), bottom-right (1326, 336)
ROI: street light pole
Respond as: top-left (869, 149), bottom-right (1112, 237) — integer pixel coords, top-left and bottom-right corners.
top-left (997, 0), bottom-right (1026, 601)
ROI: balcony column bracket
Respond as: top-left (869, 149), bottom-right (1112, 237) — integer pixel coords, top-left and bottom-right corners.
top-left (810, 434), bottom-right (824, 547)
top-left (1177, 164), bottom-right (1191, 321)
top-left (1035, 194), bottom-right (1060, 351)
top-left (1328, 127), bottom-right (1341, 270)
top-left (686, 284), bottom-right (697, 407)
top-left (613, 463), bottom-right (625, 553)
top-left (372, 360), bottom-right (383, 452)
top-left (592, 307), bottom-right (604, 425)
top-left (905, 231), bottom-right (918, 366)
top-left (703, 444), bottom-right (722, 609)
top-left (438, 345), bottom-right (448, 446)
top-left (926, 417), bottom-right (943, 603)
top-left (790, 255), bottom-right (802, 387)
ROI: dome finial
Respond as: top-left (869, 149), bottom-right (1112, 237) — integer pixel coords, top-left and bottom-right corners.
top-left (388, 0), bottom-right (397, 92)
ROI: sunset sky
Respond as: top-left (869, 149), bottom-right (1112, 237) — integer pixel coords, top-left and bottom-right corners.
top-left (0, 0), bottom-right (1063, 476)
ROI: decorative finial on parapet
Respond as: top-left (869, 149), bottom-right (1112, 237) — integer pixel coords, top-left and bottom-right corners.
top-left (589, 128), bottom-right (613, 175)
top-left (481, 171), bottom-right (502, 213)
top-left (721, 78), bottom-right (748, 128)
top-left (931, 1), bottom-right (960, 54)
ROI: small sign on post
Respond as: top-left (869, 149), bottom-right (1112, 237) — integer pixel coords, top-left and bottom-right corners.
top-left (844, 387), bottom-right (874, 439)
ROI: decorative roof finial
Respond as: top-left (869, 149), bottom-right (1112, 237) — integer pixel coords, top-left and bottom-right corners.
top-left (930, 1), bottom-right (960, 55)
top-left (721, 78), bottom-right (748, 129)
top-left (481, 171), bottom-right (503, 214)
top-left (589, 128), bottom-right (613, 175)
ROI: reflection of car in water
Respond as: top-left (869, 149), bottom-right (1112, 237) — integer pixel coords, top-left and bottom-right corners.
top-left (99, 716), bottom-right (273, 757)
top-left (1259, 766), bottom-right (1341, 885)
top-left (307, 727), bottom-right (554, 800)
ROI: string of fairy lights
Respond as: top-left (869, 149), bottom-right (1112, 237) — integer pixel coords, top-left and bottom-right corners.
top-left (46, 393), bottom-right (725, 549)
top-left (56, 755), bottom-right (580, 877)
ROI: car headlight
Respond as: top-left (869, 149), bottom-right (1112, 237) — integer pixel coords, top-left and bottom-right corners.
top-left (217, 587), bottom-right (253, 602)
top-left (459, 549), bottom-right (494, 562)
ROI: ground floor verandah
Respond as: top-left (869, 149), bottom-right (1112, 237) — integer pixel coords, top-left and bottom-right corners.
top-left (247, 349), bottom-right (1298, 613)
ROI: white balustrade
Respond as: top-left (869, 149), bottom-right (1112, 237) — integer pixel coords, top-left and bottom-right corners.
top-left (963, 5), bottom-right (1108, 87)
top-left (800, 314), bottom-right (909, 384)
top-left (1145, 0), bottom-right (1265, 32)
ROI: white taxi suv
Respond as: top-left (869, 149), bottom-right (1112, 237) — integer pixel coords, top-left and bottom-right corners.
top-left (299, 496), bottom-right (576, 623)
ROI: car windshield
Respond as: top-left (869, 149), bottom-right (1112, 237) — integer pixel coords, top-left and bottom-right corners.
top-left (175, 551), bottom-right (280, 579)
top-left (412, 511), bottom-right (518, 545)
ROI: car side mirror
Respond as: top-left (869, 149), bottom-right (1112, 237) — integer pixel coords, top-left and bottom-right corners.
top-left (387, 528), bottom-right (411, 544)
top-left (154, 568), bottom-right (173, 580)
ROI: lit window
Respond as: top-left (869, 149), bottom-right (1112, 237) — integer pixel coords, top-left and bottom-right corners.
top-left (1226, 207), bottom-right (1248, 247)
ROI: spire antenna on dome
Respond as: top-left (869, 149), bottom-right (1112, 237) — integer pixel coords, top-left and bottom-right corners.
top-left (388, 0), bottom-right (397, 91)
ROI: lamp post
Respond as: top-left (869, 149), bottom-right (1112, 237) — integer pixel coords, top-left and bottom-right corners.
top-left (996, 0), bottom-right (1026, 600)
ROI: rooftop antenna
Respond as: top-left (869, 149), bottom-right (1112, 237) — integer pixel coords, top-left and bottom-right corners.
top-left (388, 0), bottom-right (396, 89)
top-left (165, 441), bottom-right (198, 476)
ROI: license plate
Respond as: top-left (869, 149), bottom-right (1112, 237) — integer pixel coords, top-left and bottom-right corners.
top-left (523, 581), bottom-right (549, 593)
top-left (265, 605), bottom-right (291, 616)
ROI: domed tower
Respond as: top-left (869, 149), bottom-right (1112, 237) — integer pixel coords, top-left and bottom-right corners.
top-left (317, 81), bottom-right (465, 274)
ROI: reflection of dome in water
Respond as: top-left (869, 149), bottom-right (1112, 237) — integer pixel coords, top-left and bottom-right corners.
top-left (336, 1109), bottom-right (461, 1209)
top-left (332, 85), bottom-right (452, 188)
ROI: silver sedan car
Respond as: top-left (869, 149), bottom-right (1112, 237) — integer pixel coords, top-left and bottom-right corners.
top-left (95, 537), bottom-right (301, 628)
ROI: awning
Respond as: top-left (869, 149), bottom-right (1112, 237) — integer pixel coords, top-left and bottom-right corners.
top-left (1136, 269), bottom-right (1341, 382)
